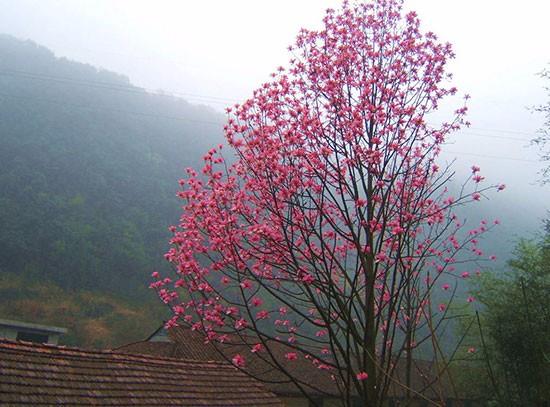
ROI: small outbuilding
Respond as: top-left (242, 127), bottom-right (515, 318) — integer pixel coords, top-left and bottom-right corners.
top-left (0, 318), bottom-right (67, 345)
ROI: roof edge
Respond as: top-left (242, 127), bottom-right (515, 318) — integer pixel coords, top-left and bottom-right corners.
top-left (0, 318), bottom-right (67, 334)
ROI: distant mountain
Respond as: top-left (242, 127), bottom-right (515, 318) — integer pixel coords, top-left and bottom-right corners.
top-left (0, 35), bottom-right (542, 349)
top-left (0, 34), bottom-right (226, 347)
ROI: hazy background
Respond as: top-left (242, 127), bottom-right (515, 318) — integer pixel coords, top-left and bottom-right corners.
top-left (1, 0), bottom-right (548, 208)
top-left (0, 0), bottom-right (548, 348)
top-left (0, 1), bottom-right (548, 249)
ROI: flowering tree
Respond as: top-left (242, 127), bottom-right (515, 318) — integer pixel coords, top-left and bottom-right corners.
top-left (153, 0), bottom-right (502, 405)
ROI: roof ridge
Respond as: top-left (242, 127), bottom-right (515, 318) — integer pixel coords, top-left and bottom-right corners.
top-left (0, 339), bottom-right (237, 367)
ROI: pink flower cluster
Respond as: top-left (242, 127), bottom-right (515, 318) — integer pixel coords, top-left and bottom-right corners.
top-left (150, 0), bottom-right (503, 390)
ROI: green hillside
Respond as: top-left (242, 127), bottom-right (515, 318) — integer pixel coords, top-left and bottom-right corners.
top-left (0, 34), bottom-right (540, 350)
top-left (0, 35), bottom-right (225, 347)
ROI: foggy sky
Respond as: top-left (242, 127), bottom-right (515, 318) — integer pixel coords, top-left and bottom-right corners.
top-left (0, 0), bottom-right (549, 239)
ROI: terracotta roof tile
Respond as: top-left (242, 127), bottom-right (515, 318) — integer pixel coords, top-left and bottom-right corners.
top-left (0, 339), bottom-right (283, 406)
top-left (118, 326), bottom-right (462, 401)
top-left (118, 326), bottom-right (340, 397)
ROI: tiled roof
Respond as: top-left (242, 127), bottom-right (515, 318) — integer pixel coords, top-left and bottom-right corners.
top-left (118, 326), bottom-right (462, 401)
top-left (0, 339), bottom-right (283, 406)
top-left (118, 326), bottom-right (341, 397)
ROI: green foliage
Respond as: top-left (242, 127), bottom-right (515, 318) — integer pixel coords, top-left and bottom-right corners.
top-left (0, 34), bottom-right (225, 346)
top-left (454, 227), bottom-right (550, 406)
top-left (0, 272), bottom-right (167, 348)
top-left (533, 67), bottom-right (550, 181)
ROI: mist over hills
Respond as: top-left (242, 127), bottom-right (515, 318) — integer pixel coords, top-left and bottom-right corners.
top-left (0, 34), bottom-right (225, 347)
top-left (0, 34), bottom-right (543, 348)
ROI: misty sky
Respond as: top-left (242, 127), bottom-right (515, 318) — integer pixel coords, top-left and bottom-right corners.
top-left (1, 0), bottom-right (549, 237)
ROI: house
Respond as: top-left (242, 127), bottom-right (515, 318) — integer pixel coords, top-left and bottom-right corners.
top-left (0, 318), bottom-right (67, 345)
top-left (117, 325), bottom-right (482, 407)
top-left (0, 338), bottom-right (282, 406)
top-left (117, 325), bottom-right (341, 407)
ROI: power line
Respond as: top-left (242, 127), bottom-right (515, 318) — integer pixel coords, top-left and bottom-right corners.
top-left (0, 67), bottom-right (544, 164)
top-left (0, 68), bottom-right (541, 140)
top-left (0, 91), bottom-right (224, 126)
top-left (462, 126), bottom-right (537, 137)
top-left (427, 122), bottom-right (536, 141)
top-left (458, 132), bottom-right (530, 142)
top-left (0, 69), bottom-right (237, 105)
top-left (0, 90), bottom-right (541, 165)
top-left (444, 150), bottom-right (539, 164)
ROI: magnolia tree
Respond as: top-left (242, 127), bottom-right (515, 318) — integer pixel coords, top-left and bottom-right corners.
top-left (153, 1), bottom-right (503, 405)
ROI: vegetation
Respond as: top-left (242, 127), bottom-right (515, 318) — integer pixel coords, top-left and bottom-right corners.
top-left (0, 34), bottom-right (225, 347)
top-left (454, 224), bottom-right (550, 406)
top-left (0, 272), bottom-right (165, 348)
top-left (533, 67), bottom-right (550, 181)
top-left (155, 1), bottom-right (504, 405)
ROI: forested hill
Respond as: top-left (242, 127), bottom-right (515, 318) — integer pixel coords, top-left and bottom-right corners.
top-left (0, 35), bottom-right (540, 349)
top-left (0, 35), bottom-right (225, 347)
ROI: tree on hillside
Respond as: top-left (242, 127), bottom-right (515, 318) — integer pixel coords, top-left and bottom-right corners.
top-left (455, 226), bottom-right (550, 407)
top-left (153, 1), bottom-right (502, 405)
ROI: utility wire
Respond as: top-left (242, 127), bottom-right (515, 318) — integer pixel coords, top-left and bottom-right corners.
top-left (0, 91), bottom-right (224, 126)
top-left (444, 150), bottom-right (539, 164)
top-left (461, 126), bottom-right (537, 137)
top-left (0, 90), bottom-right (540, 165)
top-left (0, 68), bottom-right (541, 139)
top-left (0, 67), bottom-right (543, 162)
top-left (458, 132), bottom-right (529, 142)
top-left (0, 69), bottom-right (236, 105)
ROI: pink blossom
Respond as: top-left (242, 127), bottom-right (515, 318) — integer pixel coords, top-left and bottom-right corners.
top-left (240, 280), bottom-right (252, 290)
top-left (251, 297), bottom-right (263, 307)
top-left (232, 354), bottom-right (246, 367)
top-left (285, 352), bottom-right (298, 361)
top-left (157, 1), bottom-right (499, 397)
top-left (355, 198), bottom-right (367, 208)
top-left (473, 175), bottom-right (485, 183)
top-left (375, 252), bottom-right (387, 263)
top-left (251, 343), bottom-right (263, 353)
top-left (225, 307), bottom-right (238, 316)
top-left (356, 372), bottom-right (369, 381)
top-left (256, 310), bottom-right (269, 320)
top-left (235, 318), bottom-right (248, 330)
top-left (301, 274), bottom-right (315, 284)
